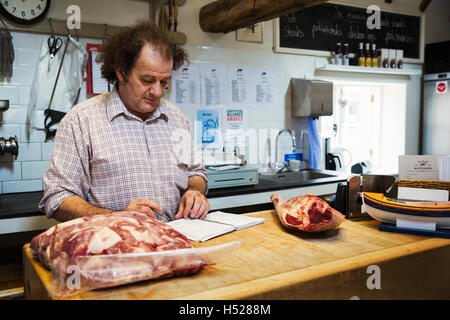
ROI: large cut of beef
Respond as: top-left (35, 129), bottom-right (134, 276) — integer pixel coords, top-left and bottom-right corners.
top-left (30, 211), bottom-right (206, 296)
top-left (271, 194), bottom-right (345, 232)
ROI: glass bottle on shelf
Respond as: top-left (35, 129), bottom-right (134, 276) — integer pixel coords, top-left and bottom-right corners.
top-left (334, 42), bottom-right (342, 65)
top-left (357, 42), bottom-right (365, 67)
top-left (371, 43), bottom-right (378, 68)
top-left (364, 43), bottom-right (372, 67)
top-left (342, 43), bottom-right (349, 65)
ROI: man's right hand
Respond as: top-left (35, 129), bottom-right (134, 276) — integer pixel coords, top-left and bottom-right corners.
top-left (123, 199), bottom-right (162, 218)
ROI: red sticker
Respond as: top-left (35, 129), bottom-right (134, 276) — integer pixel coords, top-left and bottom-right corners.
top-left (436, 81), bottom-right (447, 94)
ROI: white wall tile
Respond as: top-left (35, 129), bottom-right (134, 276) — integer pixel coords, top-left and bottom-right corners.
top-left (0, 86), bottom-right (20, 104)
top-left (20, 125), bottom-right (46, 143)
top-left (13, 48), bottom-right (40, 68)
top-left (11, 67), bottom-right (35, 86)
top-left (21, 161), bottom-right (49, 180)
top-left (2, 179), bottom-right (43, 193)
top-left (247, 109), bottom-right (286, 122)
top-left (0, 124), bottom-right (21, 140)
top-left (41, 142), bottom-right (54, 161)
top-left (11, 31), bottom-right (44, 50)
top-left (16, 143), bottom-right (42, 161)
top-left (19, 86), bottom-right (31, 105)
top-left (0, 162), bottom-right (21, 181)
top-left (1, 106), bottom-right (28, 124)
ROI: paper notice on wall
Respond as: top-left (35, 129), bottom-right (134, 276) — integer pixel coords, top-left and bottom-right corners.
top-left (195, 109), bottom-right (222, 150)
top-left (252, 66), bottom-right (275, 107)
top-left (170, 62), bottom-right (201, 108)
top-left (223, 109), bottom-right (247, 153)
top-left (200, 63), bottom-right (228, 107)
top-left (86, 44), bottom-right (110, 95)
top-left (228, 65), bottom-right (250, 107)
top-left (223, 109), bottom-right (247, 131)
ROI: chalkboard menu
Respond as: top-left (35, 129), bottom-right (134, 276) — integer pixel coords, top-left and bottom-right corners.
top-left (276, 3), bottom-right (422, 61)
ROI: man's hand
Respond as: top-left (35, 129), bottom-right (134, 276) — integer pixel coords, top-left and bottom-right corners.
top-left (175, 189), bottom-right (210, 220)
top-left (123, 199), bottom-right (162, 218)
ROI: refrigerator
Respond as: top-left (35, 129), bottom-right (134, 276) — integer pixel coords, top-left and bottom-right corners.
top-left (422, 72), bottom-right (450, 155)
top-left (421, 41), bottom-right (450, 155)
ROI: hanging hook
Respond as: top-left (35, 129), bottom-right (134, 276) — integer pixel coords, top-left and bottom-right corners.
top-left (66, 25), bottom-right (72, 38)
top-left (48, 18), bottom-right (55, 36)
top-left (102, 24), bottom-right (108, 44)
top-left (0, 17), bottom-right (9, 31)
top-left (251, 0), bottom-right (256, 33)
top-left (66, 22), bottom-right (80, 40)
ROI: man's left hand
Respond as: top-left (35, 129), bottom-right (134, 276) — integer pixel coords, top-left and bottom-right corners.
top-left (175, 189), bottom-right (210, 219)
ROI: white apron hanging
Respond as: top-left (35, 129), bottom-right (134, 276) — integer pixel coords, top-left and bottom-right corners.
top-left (27, 35), bottom-right (87, 132)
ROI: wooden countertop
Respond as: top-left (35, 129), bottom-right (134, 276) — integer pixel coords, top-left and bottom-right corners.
top-left (23, 210), bottom-right (450, 300)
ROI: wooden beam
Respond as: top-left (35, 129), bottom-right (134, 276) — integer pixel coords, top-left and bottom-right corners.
top-left (199, 0), bottom-right (329, 34)
top-left (419, 0), bottom-right (432, 12)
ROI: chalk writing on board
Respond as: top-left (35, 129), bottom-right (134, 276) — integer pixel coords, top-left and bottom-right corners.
top-left (277, 3), bottom-right (421, 59)
top-left (282, 24), bottom-right (305, 39)
top-left (311, 22), bottom-right (343, 39)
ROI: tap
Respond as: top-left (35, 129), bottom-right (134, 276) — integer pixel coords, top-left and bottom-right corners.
top-left (275, 129), bottom-right (296, 174)
top-left (0, 136), bottom-right (19, 160)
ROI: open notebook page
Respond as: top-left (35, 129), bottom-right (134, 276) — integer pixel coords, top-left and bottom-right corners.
top-left (168, 219), bottom-right (235, 242)
top-left (205, 211), bottom-right (265, 230)
top-left (168, 211), bottom-right (265, 242)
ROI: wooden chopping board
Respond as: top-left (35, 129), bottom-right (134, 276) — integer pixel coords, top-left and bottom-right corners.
top-left (23, 210), bottom-right (450, 299)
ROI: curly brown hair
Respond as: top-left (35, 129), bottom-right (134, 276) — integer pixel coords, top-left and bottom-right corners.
top-left (96, 20), bottom-right (188, 84)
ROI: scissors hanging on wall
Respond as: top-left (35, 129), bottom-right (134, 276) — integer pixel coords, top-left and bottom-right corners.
top-left (47, 35), bottom-right (63, 70)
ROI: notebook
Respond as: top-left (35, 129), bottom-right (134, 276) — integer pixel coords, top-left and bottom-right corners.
top-left (167, 211), bottom-right (265, 242)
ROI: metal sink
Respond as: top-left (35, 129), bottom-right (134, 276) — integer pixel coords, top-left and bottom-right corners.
top-left (259, 169), bottom-right (338, 184)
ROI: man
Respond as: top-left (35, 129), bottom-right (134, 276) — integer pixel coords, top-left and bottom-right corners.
top-left (39, 21), bottom-right (209, 222)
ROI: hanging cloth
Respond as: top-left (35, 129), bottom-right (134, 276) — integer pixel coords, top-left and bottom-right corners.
top-left (308, 116), bottom-right (321, 169)
top-left (27, 35), bottom-right (87, 138)
top-left (0, 19), bottom-right (14, 78)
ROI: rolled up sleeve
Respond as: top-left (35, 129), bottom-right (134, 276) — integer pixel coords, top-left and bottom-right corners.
top-left (39, 115), bottom-right (91, 218)
top-left (188, 163), bottom-right (209, 193)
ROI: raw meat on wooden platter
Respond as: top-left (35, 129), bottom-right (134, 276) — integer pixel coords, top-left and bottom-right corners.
top-left (271, 194), bottom-right (345, 232)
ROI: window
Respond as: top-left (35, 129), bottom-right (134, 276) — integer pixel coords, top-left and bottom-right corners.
top-left (320, 81), bottom-right (407, 173)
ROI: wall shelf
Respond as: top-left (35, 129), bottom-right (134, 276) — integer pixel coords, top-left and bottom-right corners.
top-left (315, 64), bottom-right (422, 78)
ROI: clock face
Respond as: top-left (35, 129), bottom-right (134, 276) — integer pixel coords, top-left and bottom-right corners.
top-left (0, 0), bottom-right (51, 25)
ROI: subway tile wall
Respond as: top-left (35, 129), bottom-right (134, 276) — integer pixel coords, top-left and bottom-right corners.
top-left (0, 31), bottom-right (102, 194)
top-left (0, 32), bottom-right (308, 194)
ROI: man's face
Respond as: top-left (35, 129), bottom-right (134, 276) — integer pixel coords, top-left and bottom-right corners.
top-left (116, 45), bottom-right (172, 120)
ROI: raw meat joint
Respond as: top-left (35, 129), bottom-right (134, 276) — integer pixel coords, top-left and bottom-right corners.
top-left (30, 211), bottom-right (207, 296)
top-left (271, 194), bottom-right (345, 232)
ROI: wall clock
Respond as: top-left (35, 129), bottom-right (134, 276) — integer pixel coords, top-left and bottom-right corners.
top-left (0, 0), bottom-right (51, 25)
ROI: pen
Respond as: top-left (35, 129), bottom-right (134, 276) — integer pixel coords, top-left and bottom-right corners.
top-left (153, 209), bottom-right (171, 221)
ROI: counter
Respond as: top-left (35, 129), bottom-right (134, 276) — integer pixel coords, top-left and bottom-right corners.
top-left (23, 210), bottom-right (450, 300)
top-left (0, 191), bottom-right (57, 236)
top-left (0, 171), bottom-right (347, 234)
